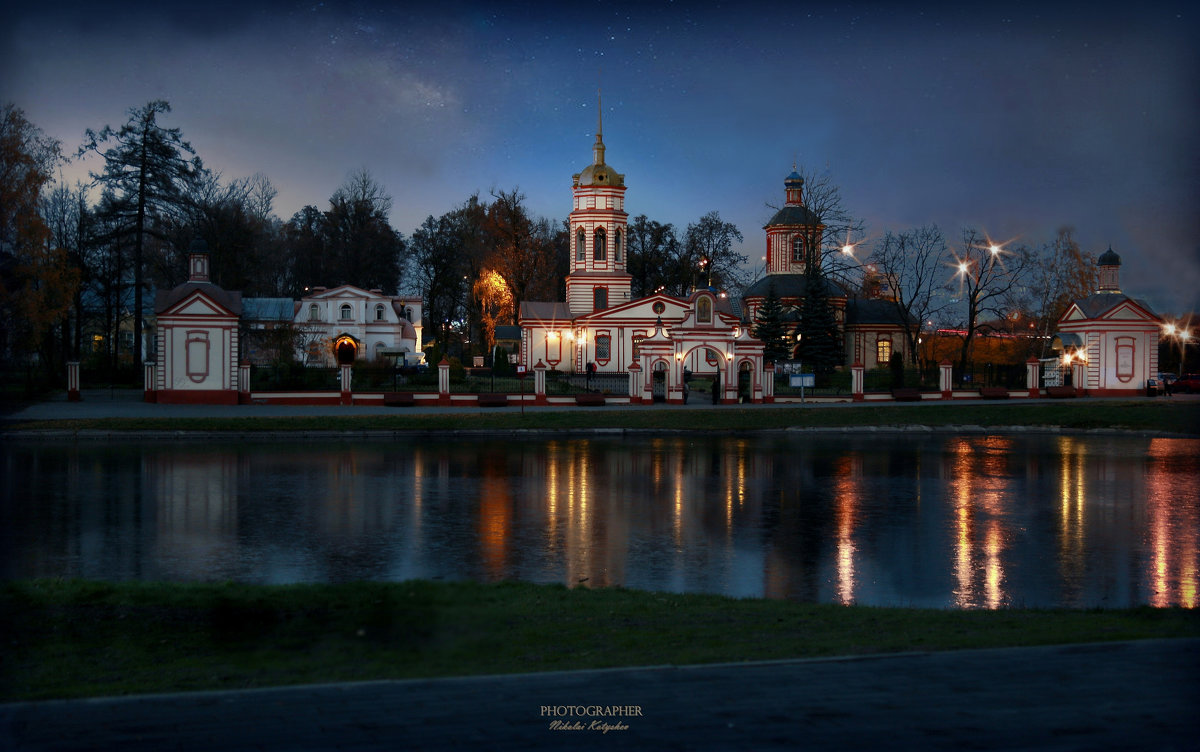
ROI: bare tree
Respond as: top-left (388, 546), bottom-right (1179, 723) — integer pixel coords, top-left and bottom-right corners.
top-left (951, 227), bottom-right (1033, 377)
top-left (867, 224), bottom-right (954, 365)
top-left (1019, 227), bottom-right (1097, 356)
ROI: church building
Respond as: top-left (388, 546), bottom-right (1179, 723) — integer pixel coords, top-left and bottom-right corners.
top-left (518, 104), bottom-right (765, 403)
top-left (1054, 248), bottom-right (1162, 395)
top-left (741, 170), bottom-right (912, 370)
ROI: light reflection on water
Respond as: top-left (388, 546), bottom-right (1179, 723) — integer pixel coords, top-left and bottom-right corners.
top-left (1, 434), bottom-right (1197, 609)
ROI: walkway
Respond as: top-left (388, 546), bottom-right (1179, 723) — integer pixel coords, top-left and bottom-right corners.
top-left (3, 639), bottom-right (1197, 750)
top-left (3, 388), bottom-right (1191, 422)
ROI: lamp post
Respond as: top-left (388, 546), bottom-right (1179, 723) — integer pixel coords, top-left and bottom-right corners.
top-left (1164, 323), bottom-right (1191, 377)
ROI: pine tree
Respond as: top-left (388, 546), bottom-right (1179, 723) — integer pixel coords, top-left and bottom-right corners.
top-left (81, 101), bottom-right (202, 363)
top-left (753, 282), bottom-right (790, 364)
top-left (797, 267), bottom-right (843, 374)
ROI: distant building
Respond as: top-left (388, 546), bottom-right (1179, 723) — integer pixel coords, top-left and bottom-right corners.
top-left (288, 285), bottom-right (422, 366)
top-left (1054, 248), bottom-right (1162, 395)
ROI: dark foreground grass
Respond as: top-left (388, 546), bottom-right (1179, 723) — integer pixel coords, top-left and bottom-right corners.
top-left (2, 579), bottom-right (1196, 701)
top-left (4, 400), bottom-right (1199, 435)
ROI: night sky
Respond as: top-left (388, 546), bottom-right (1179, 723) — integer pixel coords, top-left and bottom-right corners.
top-left (3, 1), bottom-right (1197, 315)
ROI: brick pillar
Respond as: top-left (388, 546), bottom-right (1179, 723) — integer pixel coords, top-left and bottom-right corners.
top-left (534, 359), bottom-right (547, 404)
top-left (340, 363), bottom-right (353, 405)
top-left (940, 360), bottom-right (954, 400)
top-left (1071, 361), bottom-right (1085, 395)
top-left (438, 357), bottom-right (451, 406)
top-left (1025, 357), bottom-right (1040, 398)
top-left (238, 361), bottom-right (251, 404)
top-left (762, 362), bottom-right (775, 403)
top-left (627, 361), bottom-right (641, 404)
top-left (143, 361), bottom-right (156, 403)
top-left (851, 362), bottom-right (864, 402)
top-left (67, 361), bottom-right (81, 402)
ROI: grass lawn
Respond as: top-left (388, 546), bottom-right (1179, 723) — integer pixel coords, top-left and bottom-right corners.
top-left (2, 579), bottom-right (1197, 701)
top-left (3, 400), bottom-right (1199, 435)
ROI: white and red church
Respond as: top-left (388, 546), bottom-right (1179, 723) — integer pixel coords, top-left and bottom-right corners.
top-left (518, 106), bottom-right (767, 403)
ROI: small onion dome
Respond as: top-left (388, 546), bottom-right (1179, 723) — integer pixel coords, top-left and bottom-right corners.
top-left (1098, 247), bottom-right (1121, 266)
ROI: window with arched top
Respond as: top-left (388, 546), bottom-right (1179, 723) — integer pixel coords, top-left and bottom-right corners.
top-left (614, 230), bottom-right (622, 262)
top-left (594, 228), bottom-right (606, 261)
top-left (404, 307), bottom-right (413, 322)
top-left (375, 304), bottom-right (385, 321)
top-left (308, 304), bottom-right (320, 321)
top-left (791, 236), bottom-right (804, 263)
top-left (340, 304), bottom-right (352, 320)
top-left (593, 287), bottom-right (608, 312)
top-left (577, 230), bottom-right (586, 261)
top-left (697, 296), bottom-right (712, 324)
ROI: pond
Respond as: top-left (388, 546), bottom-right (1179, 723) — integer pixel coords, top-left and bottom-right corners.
top-left (2, 433), bottom-right (1196, 609)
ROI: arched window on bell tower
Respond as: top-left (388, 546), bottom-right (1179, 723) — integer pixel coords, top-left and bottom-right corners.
top-left (577, 230), bottom-right (586, 261)
top-left (594, 228), bottom-right (607, 261)
top-left (614, 229), bottom-right (622, 262)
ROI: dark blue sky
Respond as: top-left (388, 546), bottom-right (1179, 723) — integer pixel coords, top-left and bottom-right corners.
top-left (4, 1), bottom-right (1197, 314)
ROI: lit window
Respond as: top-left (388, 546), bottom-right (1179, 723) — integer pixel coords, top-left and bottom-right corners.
top-left (340, 304), bottom-right (352, 320)
top-left (594, 228), bottom-right (607, 261)
top-left (876, 338), bottom-right (891, 365)
top-left (632, 334), bottom-right (644, 358)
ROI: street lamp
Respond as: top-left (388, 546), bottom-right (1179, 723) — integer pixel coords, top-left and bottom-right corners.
top-left (1164, 323), bottom-right (1191, 377)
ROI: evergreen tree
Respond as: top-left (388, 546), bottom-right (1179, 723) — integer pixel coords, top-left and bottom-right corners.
top-left (80, 101), bottom-right (202, 361)
top-left (752, 281), bottom-right (790, 364)
top-left (797, 267), bottom-right (843, 374)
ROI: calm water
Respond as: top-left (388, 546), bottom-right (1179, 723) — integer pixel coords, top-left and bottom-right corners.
top-left (2, 434), bottom-right (1197, 609)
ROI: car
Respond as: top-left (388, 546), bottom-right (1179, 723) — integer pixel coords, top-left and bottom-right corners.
top-left (1174, 374), bottom-right (1200, 393)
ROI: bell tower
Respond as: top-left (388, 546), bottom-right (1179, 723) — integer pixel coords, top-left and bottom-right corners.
top-left (565, 93), bottom-right (632, 315)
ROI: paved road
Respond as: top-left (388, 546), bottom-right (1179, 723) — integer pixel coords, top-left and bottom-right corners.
top-left (3, 639), bottom-right (1197, 751)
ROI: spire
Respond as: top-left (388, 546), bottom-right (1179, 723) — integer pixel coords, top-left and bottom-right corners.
top-left (592, 89), bottom-right (606, 166)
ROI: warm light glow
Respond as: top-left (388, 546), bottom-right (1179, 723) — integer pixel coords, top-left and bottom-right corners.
top-left (989, 244), bottom-right (1001, 255)
top-left (1164, 323), bottom-right (1177, 336)
top-left (842, 244), bottom-right (854, 255)
top-left (547, 330), bottom-right (560, 341)
top-left (958, 261), bottom-right (970, 275)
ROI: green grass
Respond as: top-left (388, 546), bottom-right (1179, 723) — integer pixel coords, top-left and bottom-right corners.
top-left (3, 400), bottom-right (1198, 435)
top-left (2, 579), bottom-right (1196, 701)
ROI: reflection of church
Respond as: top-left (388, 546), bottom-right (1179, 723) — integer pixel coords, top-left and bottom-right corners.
top-left (519, 107), bottom-right (766, 404)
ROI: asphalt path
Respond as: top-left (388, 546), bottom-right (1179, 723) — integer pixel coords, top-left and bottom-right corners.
top-left (3, 639), bottom-right (1197, 751)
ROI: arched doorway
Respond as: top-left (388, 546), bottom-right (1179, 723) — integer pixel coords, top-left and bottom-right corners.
top-left (652, 359), bottom-right (668, 402)
top-left (335, 336), bottom-right (358, 365)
